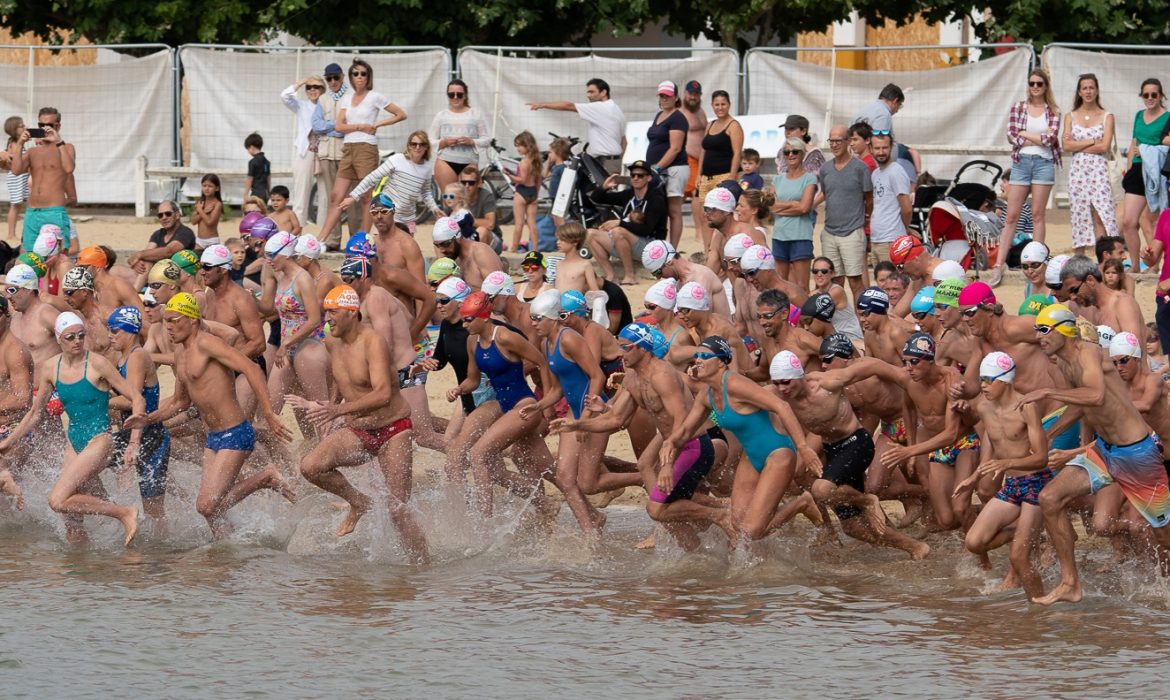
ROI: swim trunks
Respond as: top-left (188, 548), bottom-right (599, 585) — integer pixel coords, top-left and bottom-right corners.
top-left (205, 420), bottom-right (256, 452)
top-left (349, 416), bottom-right (412, 455)
top-left (821, 428), bottom-right (875, 520)
top-left (1042, 406), bottom-right (1081, 451)
top-left (112, 425), bottom-right (171, 499)
top-left (705, 425), bottom-right (728, 444)
top-left (22, 205), bottom-right (71, 252)
top-left (0, 420), bottom-right (31, 446)
top-left (1068, 434), bottom-right (1170, 528)
top-left (930, 431), bottom-right (980, 466)
top-left (649, 434), bottom-right (715, 504)
top-left (411, 334), bottom-right (434, 385)
top-left (879, 417), bottom-right (908, 446)
top-left (995, 468), bottom-right (1054, 507)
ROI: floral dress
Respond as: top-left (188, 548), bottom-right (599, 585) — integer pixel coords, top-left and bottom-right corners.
top-left (1068, 118), bottom-right (1119, 249)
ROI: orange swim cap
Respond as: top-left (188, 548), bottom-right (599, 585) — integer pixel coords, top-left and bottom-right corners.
top-left (77, 246), bottom-right (108, 269)
top-left (323, 284), bottom-right (361, 311)
top-left (459, 291), bottom-right (492, 319)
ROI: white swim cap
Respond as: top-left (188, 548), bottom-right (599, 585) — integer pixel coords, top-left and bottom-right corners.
top-left (641, 240), bottom-right (676, 273)
top-left (703, 187), bottom-right (736, 213)
top-left (264, 231), bottom-right (297, 257)
top-left (739, 245), bottom-right (775, 272)
top-left (676, 281), bottom-right (710, 311)
top-left (529, 289), bottom-right (562, 319)
top-left (200, 244), bottom-right (233, 267)
top-left (431, 216), bottom-right (461, 243)
top-left (54, 311), bottom-right (84, 337)
top-left (435, 277), bottom-right (470, 301)
top-left (723, 233), bottom-right (755, 259)
top-left (1045, 254), bottom-right (1071, 286)
top-left (932, 260), bottom-right (965, 282)
top-left (644, 278), bottom-right (678, 310)
top-left (769, 350), bottom-right (805, 381)
top-left (481, 270), bottom-right (515, 297)
top-left (1109, 331), bottom-right (1142, 359)
top-left (1020, 241), bottom-right (1049, 264)
top-left (5, 264), bottom-right (39, 290)
top-left (1096, 325), bottom-right (1117, 350)
top-left (294, 234), bottom-right (323, 260)
top-left (33, 229), bottom-right (59, 258)
top-left (979, 351), bottom-right (1016, 383)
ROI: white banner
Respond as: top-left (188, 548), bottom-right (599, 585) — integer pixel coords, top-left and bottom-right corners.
top-left (458, 48), bottom-right (740, 152)
top-left (0, 49), bottom-right (173, 204)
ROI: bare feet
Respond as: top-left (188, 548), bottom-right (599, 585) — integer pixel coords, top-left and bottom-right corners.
top-left (0, 470), bottom-right (23, 510)
top-left (1033, 581), bottom-right (1084, 606)
top-left (909, 540), bottom-right (931, 560)
top-left (896, 498), bottom-right (927, 528)
top-left (120, 507), bottom-right (140, 546)
top-left (260, 464), bottom-right (298, 504)
top-left (620, 277), bottom-right (637, 286)
top-left (860, 494), bottom-right (888, 535)
top-left (977, 551), bottom-right (993, 570)
top-left (635, 532), bottom-right (657, 549)
top-left (997, 567), bottom-right (1021, 591)
top-left (716, 511), bottom-right (740, 549)
top-left (589, 487), bottom-right (625, 509)
top-left (336, 498), bottom-right (371, 537)
top-left (798, 491), bottom-right (824, 526)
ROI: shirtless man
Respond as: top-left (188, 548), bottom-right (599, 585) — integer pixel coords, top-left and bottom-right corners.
top-left (197, 251), bottom-right (269, 405)
top-left (738, 244), bottom-right (808, 308)
top-left (145, 292), bottom-right (294, 537)
top-left (292, 285), bottom-right (429, 563)
top-left (770, 350), bottom-right (931, 559)
top-left (77, 246), bottom-right (143, 316)
top-left (61, 268), bottom-right (111, 355)
top-left (953, 351), bottom-right (1051, 600)
top-left (551, 322), bottom-right (736, 546)
top-left (6, 263), bottom-right (59, 369)
top-left (722, 233), bottom-right (764, 342)
top-left (702, 187), bottom-right (752, 276)
top-left (0, 297), bottom-right (32, 509)
top-left (642, 240), bottom-right (732, 317)
top-left (857, 333), bottom-right (981, 531)
top-left (367, 193), bottom-right (425, 284)
top-left (752, 290), bottom-right (822, 378)
top-left (930, 277), bottom-right (984, 398)
top-left (856, 287), bottom-right (912, 366)
top-left (431, 216), bottom-right (502, 289)
top-left (8, 118), bottom-right (73, 252)
top-left (1025, 304), bottom-right (1170, 604)
top-left (669, 282), bottom-right (751, 373)
top-left (1060, 255), bottom-right (1145, 341)
top-left (340, 256), bottom-right (444, 453)
top-left (888, 234), bottom-right (944, 315)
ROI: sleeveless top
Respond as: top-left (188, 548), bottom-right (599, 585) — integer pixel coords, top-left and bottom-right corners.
top-left (545, 328), bottom-right (592, 419)
top-left (474, 326), bottom-right (534, 413)
top-left (701, 121), bottom-right (735, 176)
top-left (275, 269), bottom-right (325, 343)
top-left (708, 371), bottom-right (793, 471)
top-left (55, 353), bottom-right (110, 452)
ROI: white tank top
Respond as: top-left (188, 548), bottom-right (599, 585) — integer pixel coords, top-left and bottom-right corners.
top-left (1020, 112), bottom-right (1053, 160)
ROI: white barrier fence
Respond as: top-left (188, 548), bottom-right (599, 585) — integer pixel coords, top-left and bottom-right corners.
top-left (0, 44), bottom-right (174, 204)
top-left (457, 47), bottom-right (740, 151)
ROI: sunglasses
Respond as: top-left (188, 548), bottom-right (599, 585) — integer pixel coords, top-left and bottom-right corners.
top-left (858, 310), bottom-right (873, 317)
top-left (306, 85), bottom-right (325, 91)
top-left (692, 351), bottom-right (717, 361)
top-left (960, 307), bottom-right (981, 318)
top-left (1113, 356), bottom-right (1133, 366)
top-left (157, 211), bottom-right (175, 218)
top-left (350, 70), bottom-right (368, 77)
top-left (408, 142), bottom-right (427, 149)
top-left (1028, 81), bottom-right (1046, 88)
top-left (1142, 92), bottom-right (1161, 99)
top-left (447, 91), bottom-right (465, 99)
top-left (782, 150), bottom-right (801, 156)
top-left (723, 257), bottom-right (740, 266)
top-left (441, 194), bottom-right (458, 200)
top-left (325, 75), bottom-right (342, 82)
top-left (757, 308), bottom-right (784, 320)
top-left (702, 206), bottom-right (720, 213)
top-left (911, 311), bottom-right (930, 320)
top-left (644, 302), bottom-right (659, 311)
top-left (436, 297), bottom-right (453, 305)
top-left (1021, 262), bottom-right (1045, 270)
top-left (630, 172), bottom-right (650, 179)
top-left (64, 288), bottom-right (86, 297)
top-left (742, 269), bottom-right (759, 278)
top-left (675, 307), bottom-right (695, 316)
top-left (522, 264), bottom-right (542, 272)
top-left (1035, 320), bottom-right (1073, 335)
top-left (811, 268), bottom-right (831, 274)
top-left (340, 274), bottom-right (358, 284)
top-left (460, 180), bottom-right (478, 186)
top-left (200, 262), bottom-right (227, 270)
top-left (821, 355), bottom-right (838, 365)
top-left (873, 130), bottom-right (891, 136)
top-left (1067, 282), bottom-right (1083, 296)
top-left (61, 331), bottom-right (87, 342)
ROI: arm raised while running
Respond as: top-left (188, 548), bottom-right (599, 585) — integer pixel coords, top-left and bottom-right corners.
top-left (198, 332), bottom-right (292, 441)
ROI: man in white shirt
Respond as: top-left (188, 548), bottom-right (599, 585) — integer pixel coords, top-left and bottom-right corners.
top-left (527, 78), bottom-right (627, 173)
top-left (869, 132), bottom-right (912, 268)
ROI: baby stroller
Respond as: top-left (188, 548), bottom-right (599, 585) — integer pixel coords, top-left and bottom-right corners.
top-left (919, 160), bottom-right (1004, 272)
top-left (551, 142), bottom-right (614, 229)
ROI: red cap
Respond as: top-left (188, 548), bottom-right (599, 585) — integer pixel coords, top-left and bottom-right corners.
top-left (459, 291), bottom-right (492, 319)
top-left (889, 235), bottom-right (925, 265)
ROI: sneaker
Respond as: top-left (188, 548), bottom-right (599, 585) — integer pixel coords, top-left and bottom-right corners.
top-left (986, 264), bottom-right (1005, 288)
top-left (517, 241), bottom-right (531, 254)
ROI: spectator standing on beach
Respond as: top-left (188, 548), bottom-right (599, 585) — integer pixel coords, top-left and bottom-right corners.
top-left (312, 62), bottom-right (347, 249)
top-left (281, 75), bottom-right (327, 226)
top-left (681, 81), bottom-right (708, 201)
top-left (528, 78), bottom-right (627, 175)
top-left (429, 79), bottom-right (489, 192)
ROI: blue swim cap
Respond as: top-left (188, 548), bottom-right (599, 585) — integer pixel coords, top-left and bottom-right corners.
top-left (910, 286), bottom-right (936, 315)
top-left (650, 327), bottom-right (669, 358)
top-left (561, 289), bottom-right (588, 317)
top-left (370, 192), bottom-right (395, 210)
top-left (619, 322), bottom-right (659, 352)
top-left (107, 305), bottom-right (142, 335)
top-left (344, 231), bottom-right (375, 259)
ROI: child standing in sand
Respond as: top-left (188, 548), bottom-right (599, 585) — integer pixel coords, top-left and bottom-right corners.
top-left (268, 185), bottom-right (302, 235)
top-left (189, 173), bottom-right (223, 251)
top-left (508, 131), bottom-right (542, 253)
top-left (3, 116), bottom-right (29, 245)
top-left (553, 222), bottom-right (600, 294)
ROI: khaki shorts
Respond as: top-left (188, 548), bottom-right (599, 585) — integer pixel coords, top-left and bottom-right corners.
top-left (697, 173), bottom-right (731, 202)
top-left (870, 241), bottom-right (892, 269)
top-left (338, 143), bottom-right (379, 181)
top-left (821, 227), bottom-right (868, 277)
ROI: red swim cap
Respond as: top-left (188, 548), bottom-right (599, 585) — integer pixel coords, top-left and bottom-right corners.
top-left (459, 291), bottom-right (492, 319)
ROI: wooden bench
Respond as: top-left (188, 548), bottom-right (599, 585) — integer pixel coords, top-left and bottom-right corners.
top-left (135, 156), bottom-right (293, 217)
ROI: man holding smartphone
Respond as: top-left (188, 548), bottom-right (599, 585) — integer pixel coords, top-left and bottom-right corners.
top-left (8, 107), bottom-right (74, 254)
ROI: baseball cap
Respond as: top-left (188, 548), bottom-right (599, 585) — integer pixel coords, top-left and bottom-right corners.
top-left (5, 264), bottom-right (39, 290)
top-left (1109, 331), bottom-right (1142, 359)
top-left (324, 62), bottom-right (343, 76)
top-left (1020, 240), bottom-right (1049, 264)
top-left (676, 282), bottom-right (710, 311)
top-left (323, 285), bottom-right (361, 312)
top-left (933, 277), bottom-right (967, 308)
top-left (782, 114), bottom-right (810, 131)
top-left (684, 80), bottom-right (702, 94)
top-left (910, 286), bottom-right (936, 314)
top-left (889, 235), bottom-right (925, 265)
top-left (979, 351), bottom-right (1016, 383)
top-left (201, 244), bottom-right (233, 268)
top-left (857, 287), bottom-right (890, 315)
top-left (723, 234), bottom-right (755, 260)
top-left (1018, 293), bottom-right (1051, 316)
top-left (427, 257), bottom-right (461, 282)
top-left (739, 245), bottom-right (775, 272)
top-left (644, 278), bottom-right (678, 310)
top-left (703, 187), bottom-right (736, 213)
top-left (627, 160), bottom-right (652, 174)
top-left (902, 332), bottom-right (936, 360)
top-left (641, 240), bottom-right (677, 273)
top-left (656, 81), bottom-right (677, 97)
top-left (769, 350), bottom-right (805, 381)
top-left (801, 293), bottom-right (835, 322)
top-left (522, 251), bottom-right (547, 269)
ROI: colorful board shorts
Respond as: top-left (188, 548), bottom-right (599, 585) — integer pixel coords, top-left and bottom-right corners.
top-left (349, 416), bottom-right (412, 455)
top-left (995, 468), bottom-right (1055, 507)
top-left (205, 421), bottom-right (256, 453)
top-left (879, 417), bottom-right (908, 446)
top-left (22, 205), bottom-right (71, 252)
top-left (410, 334), bottom-right (435, 385)
top-left (1069, 435), bottom-right (1170, 528)
top-left (649, 434), bottom-right (715, 504)
top-left (1042, 406), bottom-right (1082, 451)
top-left (0, 420), bottom-right (31, 447)
top-left (930, 431), bottom-right (981, 466)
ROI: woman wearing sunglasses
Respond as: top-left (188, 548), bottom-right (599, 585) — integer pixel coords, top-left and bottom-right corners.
top-left (810, 256), bottom-right (863, 342)
top-left (331, 131), bottom-right (444, 237)
top-left (451, 292), bottom-right (559, 522)
top-left (770, 137), bottom-right (818, 290)
top-left (518, 251), bottom-right (554, 302)
top-left (661, 336), bottom-right (822, 542)
top-left (429, 79), bottom-right (489, 192)
top-left (1121, 78), bottom-right (1170, 268)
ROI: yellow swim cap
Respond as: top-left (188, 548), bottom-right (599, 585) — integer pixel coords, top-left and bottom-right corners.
top-left (164, 292), bottom-right (201, 320)
top-left (1035, 303), bottom-right (1077, 338)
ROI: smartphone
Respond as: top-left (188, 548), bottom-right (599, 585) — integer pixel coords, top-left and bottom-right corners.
top-left (26, 128), bottom-right (45, 138)
top-left (614, 175), bottom-right (632, 187)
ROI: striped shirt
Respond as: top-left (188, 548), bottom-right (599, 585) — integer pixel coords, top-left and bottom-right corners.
top-left (349, 153), bottom-right (439, 224)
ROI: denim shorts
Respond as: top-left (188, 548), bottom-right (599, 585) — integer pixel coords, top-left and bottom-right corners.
top-left (772, 238), bottom-right (814, 262)
top-left (1010, 153), bottom-right (1056, 186)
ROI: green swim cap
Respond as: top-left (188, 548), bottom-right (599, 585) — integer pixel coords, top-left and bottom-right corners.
top-left (426, 257), bottom-right (461, 282)
top-left (1018, 293), bottom-right (1051, 317)
top-left (933, 277), bottom-right (968, 308)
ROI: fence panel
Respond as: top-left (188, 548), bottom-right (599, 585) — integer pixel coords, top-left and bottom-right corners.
top-left (457, 46), bottom-right (740, 152)
top-left (0, 44), bottom-right (174, 204)
top-left (745, 45), bottom-right (1032, 180)
top-left (179, 45), bottom-right (450, 197)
